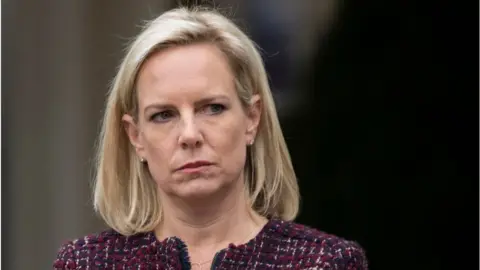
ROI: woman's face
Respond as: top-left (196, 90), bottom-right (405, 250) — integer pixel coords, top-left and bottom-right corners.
top-left (123, 43), bottom-right (261, 200)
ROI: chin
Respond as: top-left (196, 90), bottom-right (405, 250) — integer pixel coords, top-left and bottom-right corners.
top-left (175, 176), bottom-right (225, 199)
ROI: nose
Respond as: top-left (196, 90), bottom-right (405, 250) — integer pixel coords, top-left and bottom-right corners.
top-left (178, 115), bottom-right (203, 149)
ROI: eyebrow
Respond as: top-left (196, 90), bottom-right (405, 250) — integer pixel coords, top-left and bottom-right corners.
top-left (143, 94), bottom-right (231, 113)
top-left (194, 95), bottom-right (230, 106)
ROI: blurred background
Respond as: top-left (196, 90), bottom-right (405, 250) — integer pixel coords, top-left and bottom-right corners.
top-left (3, 0), bottom-right (478, 269)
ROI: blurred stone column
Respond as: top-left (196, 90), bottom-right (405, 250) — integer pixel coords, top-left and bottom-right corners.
top-left (3, 1), bottom-right (171, 269)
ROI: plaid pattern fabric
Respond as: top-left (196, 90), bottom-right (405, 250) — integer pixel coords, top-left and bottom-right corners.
top-left (54, 218), bottom-right (368, 269)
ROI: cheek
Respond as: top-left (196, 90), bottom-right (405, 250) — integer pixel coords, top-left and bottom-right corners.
top-left (141, 125), bottom-right (175, 154)
top-left (207, 119), bottom-right (248, 171)
top-left (140, 129), bottom-right (175, 180)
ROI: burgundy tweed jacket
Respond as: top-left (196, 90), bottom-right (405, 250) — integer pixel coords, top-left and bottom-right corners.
top-left (54, 218), bottom-right (368, 269)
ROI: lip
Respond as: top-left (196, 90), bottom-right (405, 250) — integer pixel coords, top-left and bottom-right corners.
top-left (176, 160), bottom-right (214, 173)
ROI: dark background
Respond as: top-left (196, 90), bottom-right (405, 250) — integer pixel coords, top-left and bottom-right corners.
top-left (3, 0), bottom-right (478, 269)
top-left (287, 1), bottom-right (478, 269)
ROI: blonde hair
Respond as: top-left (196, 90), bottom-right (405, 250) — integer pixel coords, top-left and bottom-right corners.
top-left (94, 6), bottom-right (300, 236)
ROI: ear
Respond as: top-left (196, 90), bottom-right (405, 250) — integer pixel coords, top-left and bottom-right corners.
top-left (122, 114), bottom-right (146, 159)
top-left (246, 94), bottom-right (262, 145)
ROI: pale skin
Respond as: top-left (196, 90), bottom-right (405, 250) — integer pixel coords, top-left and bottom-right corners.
top-left (123, 43), bottom-right (267, 268)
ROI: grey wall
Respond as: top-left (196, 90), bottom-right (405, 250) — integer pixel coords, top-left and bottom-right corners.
top-left (3, 1), bottom-right (171, 269)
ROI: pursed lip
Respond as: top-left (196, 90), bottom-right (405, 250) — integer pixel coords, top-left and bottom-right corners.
top-left (176, 160), bottom-right (214, 171)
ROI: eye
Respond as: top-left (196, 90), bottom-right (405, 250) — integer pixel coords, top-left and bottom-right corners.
top-left (150, 110), bottom-right (174, 123)
top-left (203, 104), bottom-right (226, 115)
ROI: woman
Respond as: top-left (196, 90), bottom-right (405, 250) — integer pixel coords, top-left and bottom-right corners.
top-left (54, 7), bottom-right (368, 270)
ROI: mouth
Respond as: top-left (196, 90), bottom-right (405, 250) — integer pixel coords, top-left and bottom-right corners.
top-left (176, 160), bottom-right (214, 173)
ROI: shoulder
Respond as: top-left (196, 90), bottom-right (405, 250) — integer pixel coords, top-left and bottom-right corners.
top-left (53, 229), bottom-right (153, 269)
top-left (267, 219), bottom-right (368, 269)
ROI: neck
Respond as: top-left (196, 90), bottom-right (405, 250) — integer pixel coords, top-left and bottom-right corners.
top-left (155, 179), bottom-right (267, 251)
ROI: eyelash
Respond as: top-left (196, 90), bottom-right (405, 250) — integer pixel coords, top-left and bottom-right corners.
top-left (150, 110), bottom-right (174, 122)
top-left (204, 103), bottom-right (226, 115)
top-left (149, 104), bottom-right (226, 123)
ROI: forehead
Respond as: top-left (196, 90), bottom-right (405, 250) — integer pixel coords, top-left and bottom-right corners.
top-left (136, 43), bottom-right (235, 102)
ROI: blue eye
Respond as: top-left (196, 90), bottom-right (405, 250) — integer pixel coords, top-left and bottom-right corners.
top-left (204, 104), bottom-right (226, 115)
top-left (151, 110), bottom-right (174, 122)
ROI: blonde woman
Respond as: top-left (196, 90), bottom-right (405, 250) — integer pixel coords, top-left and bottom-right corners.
top-left (54, 7), bottom-right (367, 270)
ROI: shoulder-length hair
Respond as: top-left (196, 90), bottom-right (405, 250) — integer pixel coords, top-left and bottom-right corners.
top-left (94, 6), bottom-right (300, 236)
